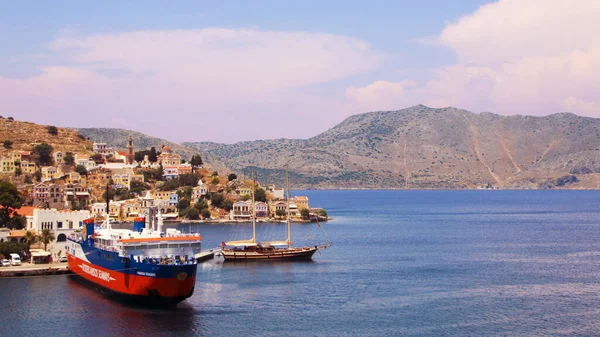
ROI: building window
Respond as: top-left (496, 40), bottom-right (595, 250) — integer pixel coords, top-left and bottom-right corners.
top-left (57, 221), bottom-right (63, 229)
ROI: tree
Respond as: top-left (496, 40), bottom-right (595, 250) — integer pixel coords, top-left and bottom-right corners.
top-left (130, 180), bottom-right (147, 195)
top-left (14, 167), bottom-right (22, 177)
top-left (190, 154), bottom-right (203, 167)
top-left (39, 229), bottom-right (55, 251)
top-left (102, 188), bottom-right (117, 201)
top-left (182, 186), bottom-right (193, 200)
top-left (212, 171), bottom-right (218, 177)
top-left (228, 173), bottom-right (237, 181)
top-left (74, 165), bottom-right (88, 176)
top-left (186, 207), bottom-right (199, 220)
top-left (47, 126), bottom-right (58, 135)
top-left (9, 214), bottom-right (25, 229)
top-left (90, 153), bottom-right (104, 164)
top-left (221, 199), bottom-right (233, 211)
top-left (162, 179), bottom-right (179, 191)
top-left (63, 152), bottom-right (74, 165)
top-left (179, 173), bottom-right (198, 187)
top-left (201, 209), bottom-right (211, 219)
top-left (24, 175), bottom-right (32, 184)
top-left (276, 209), bottom-right (286, 218)
top-left (24, 230), bottom-right (38, 252)
top-left (194, 199), bottom-right (208, 212)
top-left (210, 193), bottom-right (224, 208)
top-left (211, 177), bottom-right (219, 185)
top-left (3, 140), bottom-right (12, 149)
top-left (255, 188), bottom-right (267, 202)
top-left (34, 171), bottom-right (42, 182)
top-left (300, 208), bottom-right (310, 219)
top-left (318, 209), bottom-right (328, 218)
top-left (177, 199), bottom-right (190, 211)
top-left (0, 241), bottom-right (28, 261)
top-left (33, 143), bottom-right (53, 166)
top-left (0, 181), bottom-right (22, 228)
top-left (134, 150), bottom-right (148, 163)
top-left (149, 147), bottom-right (158, 163)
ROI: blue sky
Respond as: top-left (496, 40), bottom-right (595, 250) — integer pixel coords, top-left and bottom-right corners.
top-left (1, 1), bottom-right (598, 143)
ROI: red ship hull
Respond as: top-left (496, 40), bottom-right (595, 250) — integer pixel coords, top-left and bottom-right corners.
top-left (67, 254), bottom-right (196, 305)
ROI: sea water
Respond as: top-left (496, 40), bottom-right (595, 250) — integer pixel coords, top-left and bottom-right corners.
top-left (2, 190), bottom-right (600, 336)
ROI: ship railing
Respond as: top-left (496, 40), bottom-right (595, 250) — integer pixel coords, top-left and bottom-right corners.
top-left (118, 235), bottom-right (202, 245)
top-left (131, 254), bottom-right (196, 265)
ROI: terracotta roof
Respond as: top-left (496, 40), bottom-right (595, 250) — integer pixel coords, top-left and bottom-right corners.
top-left (15, 206), bottom-right (35, 217)
top-left (117, 151), bottom-right (127, 156)
top-left (8, 229), bottom-right (28, 238)
top-left (0, 206), bottom-right (35, 217)
top-left (162, 145), bottom-right (172, 153)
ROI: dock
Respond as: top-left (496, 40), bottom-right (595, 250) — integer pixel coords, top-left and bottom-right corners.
top-left (195, 249), bottom-right (219, 262)
top-left (0, 264), bottom-right (72, 277)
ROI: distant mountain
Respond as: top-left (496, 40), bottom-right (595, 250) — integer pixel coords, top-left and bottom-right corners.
top-left (183, 105), bottom-right (600, 189)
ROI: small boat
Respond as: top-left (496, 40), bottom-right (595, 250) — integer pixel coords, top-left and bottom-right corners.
top-left (221, 169), bottom-right (331, 262)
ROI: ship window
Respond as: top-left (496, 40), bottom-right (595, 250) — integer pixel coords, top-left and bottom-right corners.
top-left (139, 245), bottom-right (147, 250)
top-left (159, 244), bottom-right (168, 248)
top-left (179, 243), bottom-right (189, 248)
top-left (103, 254), bottom-right (115, 261)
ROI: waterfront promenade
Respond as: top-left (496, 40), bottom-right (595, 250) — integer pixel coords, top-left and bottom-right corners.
top-left (0, 262), bottom-right (71, 277)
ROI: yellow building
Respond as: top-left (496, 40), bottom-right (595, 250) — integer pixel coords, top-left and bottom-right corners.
top-left (20, 161), bottom-right (36, 174)
top-left (1, 157), bottom-right (15, 173)
top-left (157, 145), bottom-right (182, 166)
top-left (41, 166), bottom-right (63, 181)
top-left (293, 196), bottom-right (310, 210)
top-left (237, 186), bottom-right (252, 196)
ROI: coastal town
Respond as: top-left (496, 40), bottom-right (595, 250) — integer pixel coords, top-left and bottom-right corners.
top-left (0, 123), bottom-right (328, 269)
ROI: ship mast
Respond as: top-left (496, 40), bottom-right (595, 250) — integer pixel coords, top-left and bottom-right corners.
top-left (105, 183), bottom-right (111, 231)
top-left (285, 165), bottom-right (291, 248)
top-left (251, 171), bottom-right (256, 242)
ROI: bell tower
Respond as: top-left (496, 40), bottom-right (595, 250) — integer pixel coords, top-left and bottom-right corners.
top-left (126, 136), bottom-right (134, 164)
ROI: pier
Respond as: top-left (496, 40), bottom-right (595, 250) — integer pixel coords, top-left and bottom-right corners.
top-left (0, 263), bottom-right (72, 277)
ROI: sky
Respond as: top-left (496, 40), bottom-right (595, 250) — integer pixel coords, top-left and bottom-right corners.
top-left (1, 0), bottom-right (599, 143)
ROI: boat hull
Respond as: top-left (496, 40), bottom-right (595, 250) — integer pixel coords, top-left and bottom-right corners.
top-left (67, 252), bottom-right (196, 306)
top-left (221, 247), bottom-right (318, 262)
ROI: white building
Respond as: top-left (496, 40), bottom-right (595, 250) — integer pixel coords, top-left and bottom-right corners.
top-left (26, 208), bottom-right (90, 244)
top-left (192, 180), bottom-right (209, 203)
top-left (91, 202), bottom-right (107, 217)
top-left (76, 157), bottom-right (98, 171)
top-left (92, 143), bottom-right (111, 155)
top-left (53, 151), bottom-right (64, 165)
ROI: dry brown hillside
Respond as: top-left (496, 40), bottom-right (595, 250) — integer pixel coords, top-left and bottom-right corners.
top-left (184, 105), bottom-right (600, 189)
top-left (0, 117), bottom-right (93, 158)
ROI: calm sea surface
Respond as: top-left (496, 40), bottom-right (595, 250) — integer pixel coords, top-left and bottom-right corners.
top-left (2, 190), bottom-right (600, 336)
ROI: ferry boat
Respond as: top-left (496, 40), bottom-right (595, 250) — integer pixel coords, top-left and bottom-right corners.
top-left (66, 216), bottom-right (201, 306)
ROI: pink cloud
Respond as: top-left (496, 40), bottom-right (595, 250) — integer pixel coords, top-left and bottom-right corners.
top-left (1, 28), bottom-right (384, 142)
top-left (348, 0), bottom-right (600, 117)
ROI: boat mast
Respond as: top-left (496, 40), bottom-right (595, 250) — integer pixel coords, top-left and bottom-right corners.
top-left (105, 183), bottom-right (111, 231)
top-left (285, 166), bottom-right (291, 248)
top-left (251, 171), bottom-right (256, 242)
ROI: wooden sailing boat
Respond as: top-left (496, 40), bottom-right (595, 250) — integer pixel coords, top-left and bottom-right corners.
top-left (221, 169), bottom-right (331, 261)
